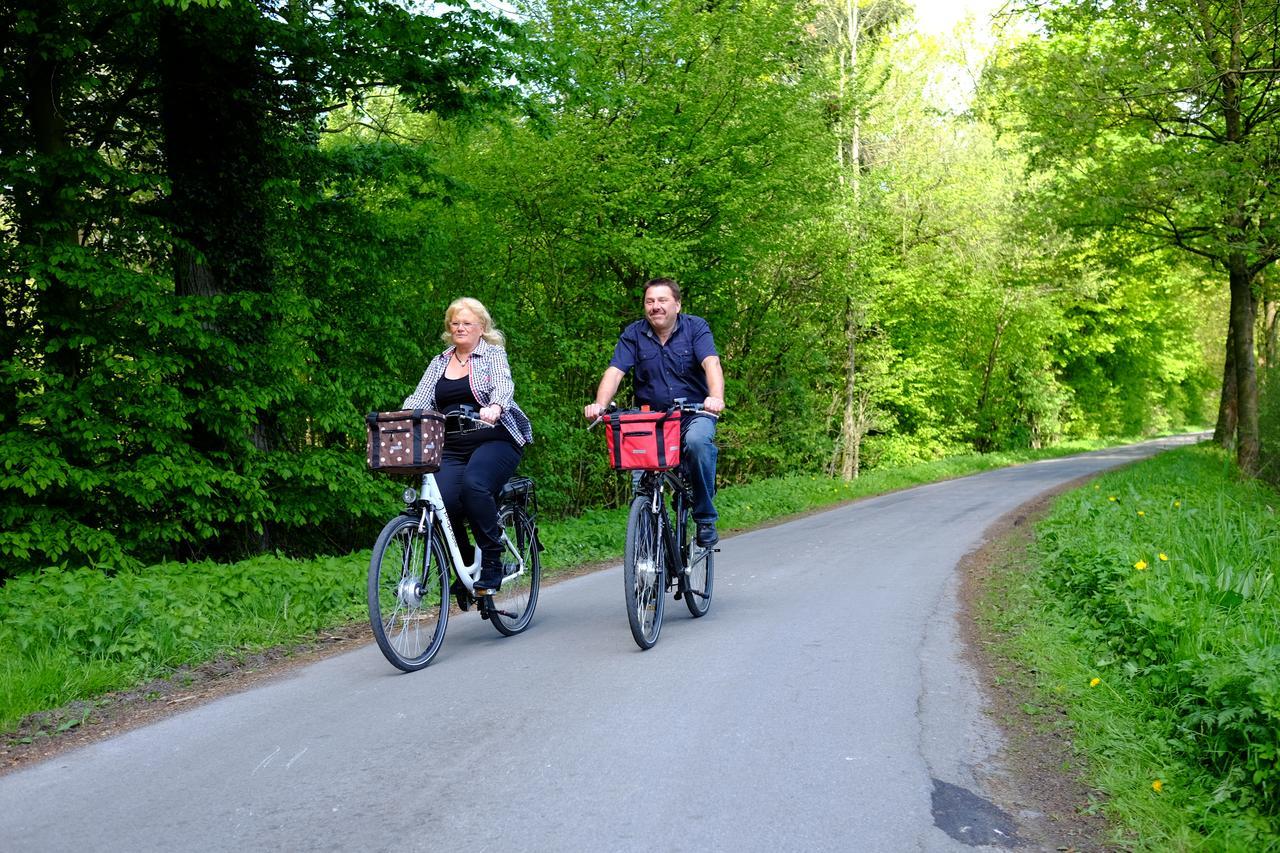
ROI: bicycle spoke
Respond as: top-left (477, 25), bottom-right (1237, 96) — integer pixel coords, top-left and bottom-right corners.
top-left (368, 516), bottom-right (449, 671)
top-left (623, 496), bottom-right (665, 648)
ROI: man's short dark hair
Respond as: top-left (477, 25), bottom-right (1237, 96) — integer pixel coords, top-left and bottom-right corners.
top-left (644, 277), bottom-right (681, 302)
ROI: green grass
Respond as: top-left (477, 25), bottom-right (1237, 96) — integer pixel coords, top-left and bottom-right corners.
top-left (0, 433), bottom-right (1168, 735)
top-left (984, 443), bottom-right (1280, 850)
top-left (0, 554), bottom-right (369, 733)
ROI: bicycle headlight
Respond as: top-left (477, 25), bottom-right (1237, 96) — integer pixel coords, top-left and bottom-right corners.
top-left (402, 487), bottom-right (418, 505)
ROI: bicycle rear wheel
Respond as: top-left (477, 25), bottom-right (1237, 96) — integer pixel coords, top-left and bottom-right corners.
top-left (487, 503), bottom-right (541, 636)
top-left (368, 515), bottom-right (449, 671)
top-left (623, 495), bottom-right (666, 649)
top-left (681, 504), bottom-right (714, 618)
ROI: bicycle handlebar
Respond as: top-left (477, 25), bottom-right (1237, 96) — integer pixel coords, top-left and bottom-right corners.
top-left (586, 398), bottom-right (706, 430)
top-left (445, 405), bottom-right (494, 432)
top-left (585, 401), bottom-right (617, 431)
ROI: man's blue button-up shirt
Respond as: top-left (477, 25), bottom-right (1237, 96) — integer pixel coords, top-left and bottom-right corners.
top-left (609, 314), bottom-right (718, 410)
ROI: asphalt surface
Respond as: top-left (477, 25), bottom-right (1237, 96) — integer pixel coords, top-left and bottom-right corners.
top-left (0, 436), bottom-right (1203, 852)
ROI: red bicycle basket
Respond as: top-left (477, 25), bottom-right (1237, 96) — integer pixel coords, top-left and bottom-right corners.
top-left (604, 409), bottom-right (681, 470)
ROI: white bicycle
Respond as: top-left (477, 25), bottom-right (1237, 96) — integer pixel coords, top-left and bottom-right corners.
top-left (367, 409), bottom-right (541, 671)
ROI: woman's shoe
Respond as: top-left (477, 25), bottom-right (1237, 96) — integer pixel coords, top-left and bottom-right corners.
top-left (474, 573), bottom-right (503, 595)
top-left (449, 579), bottom-right (472, 611)
top-left (476, 555), bottom-right (503, 595)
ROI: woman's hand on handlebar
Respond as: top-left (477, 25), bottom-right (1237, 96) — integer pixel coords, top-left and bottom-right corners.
top-left (445, 406), bottom-right (492, 431)
top-left (478, 404), bottom-right (502, 425)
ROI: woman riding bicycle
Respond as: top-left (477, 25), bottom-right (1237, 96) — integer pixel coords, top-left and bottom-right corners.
top-left (402, 297), bottom-right (534, 594)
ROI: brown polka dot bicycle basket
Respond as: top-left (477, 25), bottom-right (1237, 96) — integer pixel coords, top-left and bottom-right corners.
top-left (365, 409), bottom-right (446, 475)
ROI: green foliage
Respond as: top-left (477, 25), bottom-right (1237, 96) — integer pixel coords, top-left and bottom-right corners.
top-left (0, 0), bottom-right (1224, 581)
top-left (0, 553), bottom-right (367, 730)
top-left (1025, 444), bottom-right (1280, 844)
top-left (984, 0), bottom-right (1280, 473)
top-left (0, 0), bottom-right (522, 578)
top-left (1051, 251), bottom-right (1219, 439)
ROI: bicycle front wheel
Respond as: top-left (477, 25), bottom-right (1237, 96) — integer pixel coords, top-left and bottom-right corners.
top-left (488, 503), bottom-right (541, 636)
top-left (368, 515), bottom-right (449, 671)
top-left (681, 506), bottom-right (714, 618)
top-left (623, 495), bottom-right (666, 649)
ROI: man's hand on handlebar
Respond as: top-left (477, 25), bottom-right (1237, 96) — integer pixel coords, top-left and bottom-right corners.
top-left (702, 395), bottom-right (725, 415)
top-left (585, 401), bottom-right (617, 430)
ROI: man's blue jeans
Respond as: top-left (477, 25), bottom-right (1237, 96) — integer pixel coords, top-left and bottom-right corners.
top-left (681, 414), bottom-right (718, 523)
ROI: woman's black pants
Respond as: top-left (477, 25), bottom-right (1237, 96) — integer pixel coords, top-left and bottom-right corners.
top-left (435, 441), bottom-right (522, 584)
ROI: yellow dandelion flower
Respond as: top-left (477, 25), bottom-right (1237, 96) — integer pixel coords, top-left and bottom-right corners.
top-left (1108, 496), bottom-right (1117, 502)
top-left (1152, 780), bottom-right (1163, 792)
top-left (1137, 510), bottom-right (1145, 516)
top-left (1090, 677), bottom-right (1101, 687)
top-left (1135, 560), bottom-right (1148, 571)
top-left (1174, 500), bottom-right (1181, 508)
top-left (1158, 553), bottom-right (1168, 561)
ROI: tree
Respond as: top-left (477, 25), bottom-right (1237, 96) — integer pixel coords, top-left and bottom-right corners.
top-left (0, 0), bottom-right (523, 575)
top-left (989, 0), bottom-right (1280, 474)
top-left (403, 0), bottom-right (844, 507)
top-left (810, 0), bottom-right (906, 478)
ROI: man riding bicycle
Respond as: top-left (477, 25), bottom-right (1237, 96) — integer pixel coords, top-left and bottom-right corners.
top-left (583, 278), bottom-right (725, 546)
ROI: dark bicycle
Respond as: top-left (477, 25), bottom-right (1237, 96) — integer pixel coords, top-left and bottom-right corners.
top-left (593, 400), bottom-right (716, 649)
top-left (367, 408), bottom-right (542, 671)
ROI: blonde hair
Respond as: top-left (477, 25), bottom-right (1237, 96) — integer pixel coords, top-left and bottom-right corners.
top-left (441, 297), bottom-right (506, 348)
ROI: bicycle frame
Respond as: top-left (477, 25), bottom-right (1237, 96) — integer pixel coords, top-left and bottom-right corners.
top-left (590, 399), bottom-right (716, 649)
top-left (635, 468), bottom-right (710, 577)
top-left (412, 471), bottom-right (527, 594)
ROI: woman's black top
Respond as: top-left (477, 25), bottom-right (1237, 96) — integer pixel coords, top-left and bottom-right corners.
top-left (434, 375), bottom-right (518, 457)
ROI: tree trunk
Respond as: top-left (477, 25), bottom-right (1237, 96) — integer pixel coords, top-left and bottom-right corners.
top-left (159, 4), bottom-right (276, 554)
top-left (19, 0), bottom-right (81, 385)
top-left (159, 6), bottom-right (270, 300)
top-left (1228, 255), bottom-right (1259, 474)
top-left (1262, 300), bottom-right (1278, 369)
top-left (838, 297), bottom-right (859, 480)
top-left (1213, 317), bottom-right (1238, 448)
top-left (1215, 14), bottom-right (1261, 474)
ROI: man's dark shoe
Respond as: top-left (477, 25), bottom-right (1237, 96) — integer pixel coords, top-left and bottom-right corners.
top-left (696, 522), bottom-right (718, 547)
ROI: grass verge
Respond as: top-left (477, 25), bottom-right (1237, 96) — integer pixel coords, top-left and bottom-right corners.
top-left (980, 444), bottom-right (1280, 850)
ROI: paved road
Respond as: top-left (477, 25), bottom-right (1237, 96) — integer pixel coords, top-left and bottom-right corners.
top-left (0, 436), bottom-right (1203, 852)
